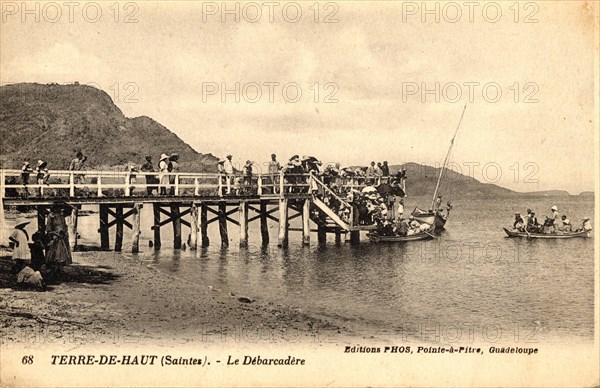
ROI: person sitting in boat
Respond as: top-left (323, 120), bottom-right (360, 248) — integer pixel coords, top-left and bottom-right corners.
top-left (559, 215), bottom-right (572, 232)
top-left (576, 217), bottom-right (592, 232)
top-left (513, 213), bottom-right (525, 232)
top-left (524, 208), bottom-right (533, 226)
top-left (406, 217), bottom-right (421, 236)
top-left (395, 218), bottom-right (409, 237)
top-left (542, 205), bottom-right (561, 234)
top-left (526, 212), bottom-right (539, 233)
top-left (378, 219), bottom-right (395, 236)
top-left (378, 199), bottom-right (388, 220)
top-left (419, 222), bottom-right (432, 233)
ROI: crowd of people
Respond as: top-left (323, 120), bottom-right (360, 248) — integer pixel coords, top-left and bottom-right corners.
top-left (16, 151), bottom-right (409, 201)
top-left (511, 206), bottom-right (592, 234)
top-left (9, 204), bottom-right (73, 290)
top-left (17, 151), bottom-right (185, 197)
top-left (14, 150), bottom-right (425, 234)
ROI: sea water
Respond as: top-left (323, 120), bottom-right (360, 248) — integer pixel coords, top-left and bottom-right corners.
top-left (21, 194), bottom-right (597, 344)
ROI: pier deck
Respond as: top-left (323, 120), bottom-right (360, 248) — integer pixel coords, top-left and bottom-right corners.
top-left (1, 169), bottom-right (385, 251)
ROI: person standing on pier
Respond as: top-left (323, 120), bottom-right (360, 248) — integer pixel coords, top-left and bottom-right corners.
top-left (381, 161), bottom-right (390, 178)
top-left (35, 160), bottom-right (49, 197)
top-left (169, 153), bottom-right (180, 195)
top-left (223, 154), bottom-right (234, 194)
top-left (20, 161), bottom-right (32, 197)
top-left (158, 153), bottom-right (170, 195)
top-left (69, 151), bottom-right (87, 184)
top-left (141, 155), bottom-right (158, 196)
top-left (268, 154), bottom-right (281, 194)
top-left (366, 161), bottom-right (382, 185)
top-left (243, 160), bottom-right (253, 194)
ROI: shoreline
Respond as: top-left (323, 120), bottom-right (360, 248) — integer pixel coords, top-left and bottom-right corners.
top-left (1, 244), bottom-right (594, 351)
top-left (0, 249), bottom-right (371, 350)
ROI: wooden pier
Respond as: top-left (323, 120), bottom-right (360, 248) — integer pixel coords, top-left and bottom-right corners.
top-left (1, 169), bottom-right (380, 252)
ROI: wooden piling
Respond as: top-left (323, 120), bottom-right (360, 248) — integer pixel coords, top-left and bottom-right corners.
top-left (200, 204), bottom-right (209, 247)
top-left (115, 205), bottom-right (123, 252)
top-left (37, 206), bottom-right (46, 235)
top-left (218, 202), bottom-right (228, 247)
top-left (278, 198), bottom-right (288, 247)
top-left (302, 199), bottom-right (311, 245)
top-left (335, 229), bottom-right (342, 245)
top-left (131, 203), bottom-right (141, 253)
top-left (317, 211), bottom-right (327, 244)
top-left (153, 203), bottom-right (161, 250)
top-left (239, 201), bottom-right (248, 248)
top-left (189, 204), bottom-right (199, 250)
top-left (171, 204), bottom-right (182, 249)
top-left (99, 204), bottom-right (109, 251)
top-left (350, 230), bottom-right (360, 245)
top-left (260, 201), bottom-right (269, 245)
top-left (317, 226), bottom-right (327, 244)
top-left (68, 207), bottom-right (78, 251)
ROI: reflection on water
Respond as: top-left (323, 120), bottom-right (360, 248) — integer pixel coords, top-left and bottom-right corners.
top-left (67, 195), bottom-right (596, 342)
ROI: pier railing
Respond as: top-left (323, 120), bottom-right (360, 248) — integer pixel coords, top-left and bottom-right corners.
top-left (0, 169), bottom-right (316, 199)
top-left (0, 169), bottom-right (397, 200)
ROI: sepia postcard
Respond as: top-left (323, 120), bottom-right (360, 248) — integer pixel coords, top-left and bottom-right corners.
top-left (0, 1), bottom-right (598, 386)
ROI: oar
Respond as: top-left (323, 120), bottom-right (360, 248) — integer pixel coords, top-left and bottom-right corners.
top-left (424, 230), bottom-right (437, 239)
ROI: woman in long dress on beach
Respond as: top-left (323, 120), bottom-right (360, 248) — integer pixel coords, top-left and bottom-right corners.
top-left (45, 206), bottom-right (72, 268)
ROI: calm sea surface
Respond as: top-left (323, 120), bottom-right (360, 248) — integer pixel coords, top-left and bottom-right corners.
top-left (25, 195), bottom-right (597, 343)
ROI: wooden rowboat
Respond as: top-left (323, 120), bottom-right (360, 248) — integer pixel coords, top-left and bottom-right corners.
top-left (412, 209), bottom-right (447, 230)
top-left (503, 227), bottom-right (591, 239)
top-left (367, 231), bottom-right (433, 242)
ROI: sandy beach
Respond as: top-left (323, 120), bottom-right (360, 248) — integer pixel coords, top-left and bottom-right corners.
top-left (0, 249), bottom-right (366, 350)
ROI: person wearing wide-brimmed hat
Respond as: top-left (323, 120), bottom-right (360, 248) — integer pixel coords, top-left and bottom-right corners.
top-left (35, 160), bottom-right (49, 197)
top-left (580, 217), bottom-right (592, 232)
top-left (20, 161), bottom-right (33, 197)
top-left (283, 155), bottom-right (302, 193)
top-left (9, 218), bottom-right (31, 268)
top-left (544, 205), bottom-right (561, 234)
top-left (158, 153), bottom-right (170, 195)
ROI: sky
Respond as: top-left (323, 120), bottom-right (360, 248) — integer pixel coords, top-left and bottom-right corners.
top-left (1, 1), bottom-right (598, 194)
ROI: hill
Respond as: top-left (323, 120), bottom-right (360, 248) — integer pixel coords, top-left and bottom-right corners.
top-left (521, 190), bottom-right (573, 197)
top-left (0, 83), bottom-right (218, 171)
top-left (388, 163), bottom-right (517, 197)
top-left (0, 83), bottom-right (576, 199)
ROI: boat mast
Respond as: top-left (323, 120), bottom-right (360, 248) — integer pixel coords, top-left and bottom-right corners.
top-left (430, 104), bottom-right (467, 210)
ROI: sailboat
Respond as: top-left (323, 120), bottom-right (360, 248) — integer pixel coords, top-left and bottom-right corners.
top-left (411, 105), bottom-right (466, 230)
